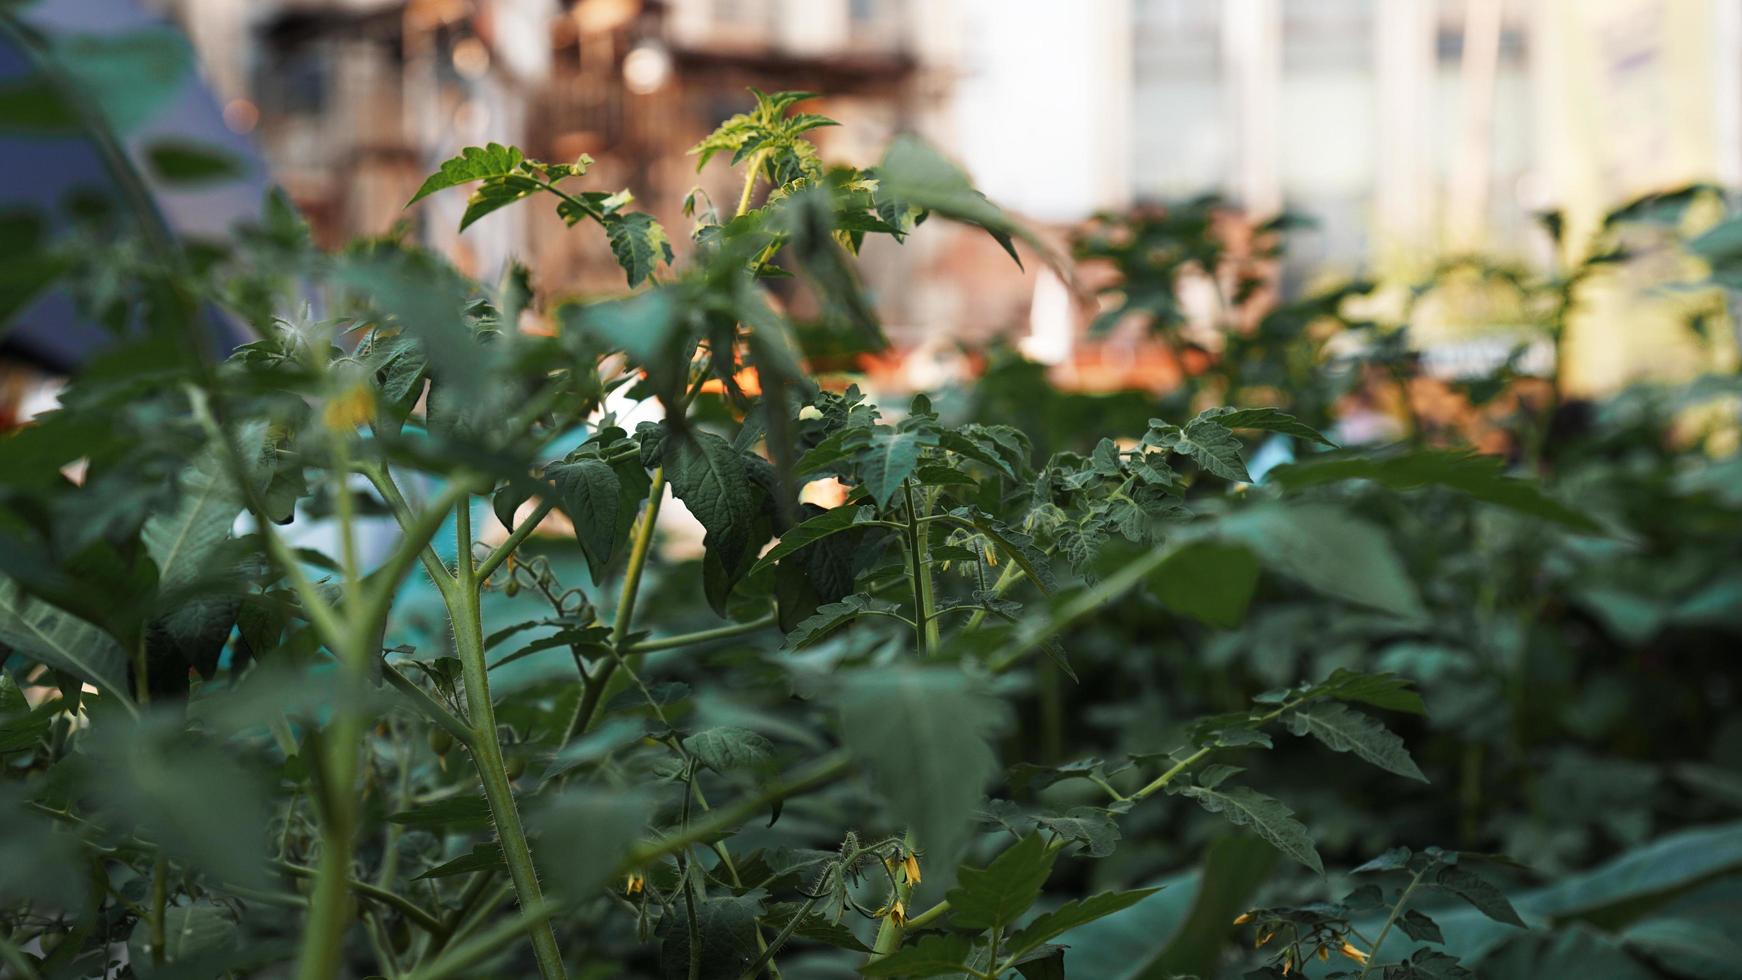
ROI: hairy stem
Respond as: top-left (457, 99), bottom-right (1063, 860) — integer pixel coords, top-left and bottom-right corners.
top-left (447, 498), bottom-right (568, 980)
top-left (571, 468), bottom-right (666, 741)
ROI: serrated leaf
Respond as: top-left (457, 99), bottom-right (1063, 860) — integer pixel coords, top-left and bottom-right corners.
top-left (1148, 417), bottom-right (1250, 482)
top-left (1353, 846), bottom-right (1414, 874)
top-left (663, 430), bottom-right (756, 577)
top-left (858, 427), bottom-right (927, 507)
top-left (0, 579), bottom-right (132, 708)
top-left (1005, 887), bottom-right (1162, 959)
top-left (1313, 669), bottom-right (1427, 715)
top-left (946, 834), bottom-right (1056, 930)
top-left (1397, 908), bottom-right (1446, 944)
top-left (785, 593), bottom-right (899, 648)
top-left (657, 894), bottom-right (762, 980)
top-left (1194, 406), bottom-right (1336, 447)
top-left (682, 726), bottom-right (775, 775)
top-left (548, 457), bottom-right (623, 582)
top-left (1433, 866), bottom-right (1525, 927)
top-left (408, 143), bottom-right (525, 205)
top-left (604, 211), bottom-right (674, 287)
top-left (834, 667), bottom-right (1007, 865)
top-left (1286, 703), bottom-right (1427, 782)
top-left (858, 932), bottom-right (975, 977)
top-left (1178, 785), bottom-right (1322, 874)
top-left (752, 504), bottom-right (877, 575)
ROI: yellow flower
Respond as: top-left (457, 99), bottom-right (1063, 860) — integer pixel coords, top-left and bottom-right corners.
top-left (322, 382), bottom-right (375, 432)
top-left (624, 873), bottom-right (644, 896)
top-left (1317, 944), bottom-right (1330, 961)
top-left (1255, 929), bottom-right (1275, 949)
top-left (1339, 941), bottom-right (1369, 964)
top-left (877, 900), bottom-right (906, 928)
top-left (1232, 911), bottom-right (1253, 926)
top-left (903, 853), bottom-right (922, 886)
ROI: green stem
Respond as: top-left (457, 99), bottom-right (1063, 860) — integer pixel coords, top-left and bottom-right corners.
top-left (901, 481), bottom-right (933, 658)
top-left (1358, 870), bottom-right (1424, 980)
top-left (0, 931), bottom-right (41, 980)
top-left (447, 497), bottom-right (569, 980)
top-left (476, 499), bottom-right (557, 583)
top-left (275, 862), bottom-right (444, 936)
top-left (571, 468), bottom-right (666, 741)
top-left (149, 852), bottom-right (168, 966)
top-left (867, 831), bottom-right (918, 960)
top-left (620, 751), bottom-right (853, 870)
top-left (736, 152), bottom-right (768, 218)
top-left (626, 613), bottom-right (774, 653)
top-left (734, 892), bottom-right (820, 980)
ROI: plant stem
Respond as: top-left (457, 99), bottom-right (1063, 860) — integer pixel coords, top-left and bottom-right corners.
top-left (620, 751), bottom-right (853, 869)
top-left (447, 497), bottom-right (568, 980)
top-left (736, 152), bottom-right (767, 218)
top-left (476, 499), bottom-right (558, 583)
top-left (901, 481), bottom-right (933, 658)
top-left (274, 862), bottom-right (446, 936)
top-left (1358, 869), bottom-right (1425, 980)
top-left (149, 852), bottom-right (168, 966)
top-left (626, 613), bottom-right (775, 653)
top-left (571, 469), bottom-right (666, 740)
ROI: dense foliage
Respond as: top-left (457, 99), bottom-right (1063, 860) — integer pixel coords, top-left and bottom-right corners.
top-left (3, 15), bottom-right (1742, 980)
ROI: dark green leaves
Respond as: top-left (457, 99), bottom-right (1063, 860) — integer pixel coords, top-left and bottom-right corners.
top-left (660, 430), bottom-right (756, 580)
top-left (834, 667), bottom-right (1007, 863)
top-left (1146, 414), bottom-right (1251, 482)
top-left (1195, 406), bottom-right (1336, 447)
top-left (145, 139), bottom-right (245, 186)
top-left (1285, 702), bottom-right (1427, 782)
top-left (682, 726), bottom-right (775, 776)
top-left (751, 504), bottom-right (878, 575)
top-left (0, 579), bottom-right (132, 709)
top-left (548, 456), bottom-right (624, 581)
top-left (859, 426), bottom-right (934, 508)
top-left (1005, 888), bottom-right (1164, 960)
top-left (946, 834), bottom-right (1056, 930)
top-left (785, 593), bottom-right (900, 648)
top-left (1177, 785), bottom-right (1323, 874)
top-left (1434, 865), bottom-right (1526, 928)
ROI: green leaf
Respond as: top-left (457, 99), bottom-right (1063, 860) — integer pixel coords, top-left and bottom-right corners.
top-left (752, 504), bottom-right (878, 575)
top-left (662, 430), bottom-right (756, 576)
top-left (657, 894), bottom-right (761, 980)
top-left (834, 667), bottom-right (1007, 864)
top-left (946, 834), bottom-right (1056, 930)
top-left (128, 901), bottom-right (238, 979)
top-left (1005, 888), bottom-right (1162, 960)
top-left (1049, 836), bottom-right (1274, 979)
top-left (858, 427), bottom-right (927, 508)
top-left (1146, 418), bottom-right (1250, 482)
top-left (548, 457), bottom-right (623, 582)
top-left (1397, 908), bottom-right (1446, 944)
top-left (143, 440), bottom-right (248, 594)
top-left (1433, 866), bottom-right (1525, 927)
top-left (408, 143), bottom-right (526, 205)
top-left (415, 844), bottom-right (506, 880)
top-left (604, 212), bottom-right (674, 287)
top-left (682, 726), bottom-right (775, 776)
top-left (875, 136), bottom-right (1025, 267)
top-left (1621, 915), bottom-right (1742, 980)
top-left (1310, 669), bottom-right (1428, 715)
top-left (388, 795), bottom-right (492, 829)
top-left (785, 593), bottom-right (900, 648)
top-left (1285, 702), bottom-right (1427, 782)
top-left (1177, 785), bottom-right (1323, 874)
top-left (145, 139), bottom-right (244, 185)
top-left (1193, 406), bottom-right (1336, 447)
top-left (530, 786), bottom-right (652, 899)
top-left (0, 579), bottom-right (132, 707)
top-left (460, 174), bottom-right (544, 231)
top-left (858, 933), bottom-right (975, 977)
top-left (1267, 449), bottom-right (1602, 533)
top-left (1219, 503), bottom-right (1425, 620)
top-left (1147, 539), bottom-right (1259, 628)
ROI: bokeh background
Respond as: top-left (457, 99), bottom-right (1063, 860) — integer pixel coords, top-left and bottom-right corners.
top-left (5, 0), bottom-right (1742, 416)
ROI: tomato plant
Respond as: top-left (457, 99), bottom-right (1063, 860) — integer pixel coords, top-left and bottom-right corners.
top-left (3, 18), bottom-right (1741, 980)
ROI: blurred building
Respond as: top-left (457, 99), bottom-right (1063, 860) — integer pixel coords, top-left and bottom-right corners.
top-left (160, 0), bottom-right (1742, 394)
